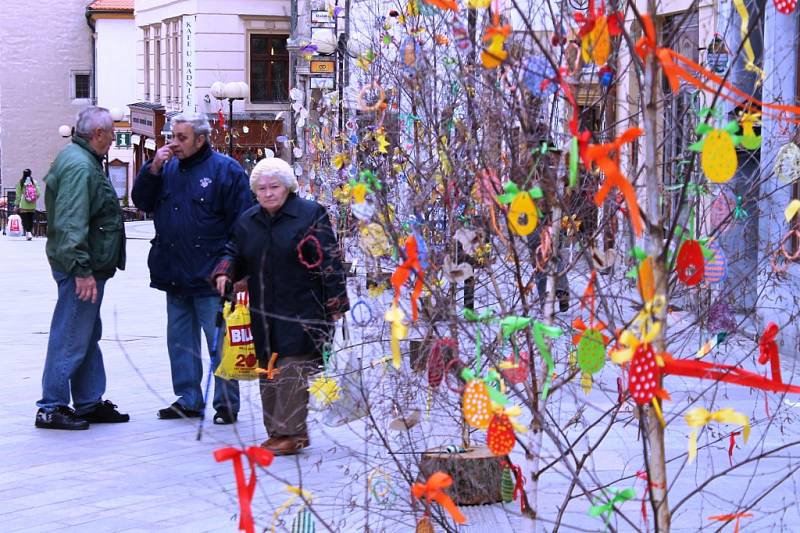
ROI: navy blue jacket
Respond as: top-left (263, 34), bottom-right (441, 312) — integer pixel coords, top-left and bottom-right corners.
top-left (212, 193), bottom-right (350, 362)
top-left (131, 143), bottom-right (253, 296)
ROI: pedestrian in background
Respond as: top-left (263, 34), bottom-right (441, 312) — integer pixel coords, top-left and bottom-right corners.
top-left (132, 112), bottom-right (253, 425)
top-left (36, 107), bottom-right (128, 430)
top-left (212, 157), bottom-right (350, 455)
top-left (15, 168), bottom-right (40, 240)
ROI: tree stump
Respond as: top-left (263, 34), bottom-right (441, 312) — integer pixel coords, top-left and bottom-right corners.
top-left (418, 446), bottom-right (504, 505)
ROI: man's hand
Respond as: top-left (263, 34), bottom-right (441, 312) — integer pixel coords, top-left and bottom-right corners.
top-left (75, 275), bottom-right (98, 304)
top-left (149, 145), bottom-right (174, 175)
top-left (216, 275), bottom-right (231, 297)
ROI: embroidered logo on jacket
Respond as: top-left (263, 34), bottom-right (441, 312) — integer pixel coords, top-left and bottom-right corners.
top-left (199, 177), bottom-right (212, 188)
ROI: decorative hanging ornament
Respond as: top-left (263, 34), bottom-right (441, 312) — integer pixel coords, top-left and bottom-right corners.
top-left (576, 327), bottom-right (608, 374)
top-left (704, 240), bottom-right (727, 284)
top-left (689, 116), bottom-right (740, 184)
top-left (495, 182), bottom-right (543, 236)
top-left (290, 507), bottom-right (316, 532)
top-left (400, 37), bottom-right (420, 80)
top-left (499, 350), bottom-right (530, 385)
top-left (415, 516), bottom-right (436, 533)
top-left (739, 111), bottom-right (761, 150)
top-left (774, 142), bottom-right (800, 184)
top-left (637, 255), bottom-right (657, 301)
top-left (629, 343), bottom-right (666, 405)
top-left (481, 12), bottom-right (510, 69)
top-left (775, 0), bottom-right (797, 15)
top-left (676, 240), bottom-right (705, 286)
top-left (709, 190), bottom-right (736, 233)
top-left (500, 464), bottom-right (514, 502)
top-left (308, 375), bottom-right (341, 407)
top-left (462, 379), bottom-right (493, 429)
top-left (487, 412), bottom-right (516, 455)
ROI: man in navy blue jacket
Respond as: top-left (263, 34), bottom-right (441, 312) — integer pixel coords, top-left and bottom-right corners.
top-left (132, 112), bottom-right (253, 424)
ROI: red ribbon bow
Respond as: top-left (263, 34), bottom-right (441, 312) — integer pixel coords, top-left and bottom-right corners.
top-left (758, 322), bottom-right (781, 384)
top-left (708, 512), bottom-right (752, 533)
top-left (214, 446), bottom-right (274, 533)
top-left (586, 128), bottom-right (645, 237)
top-left (411, 472), bottom-right (467, 524)
top-left (391, 235), bottom-right (425, 322)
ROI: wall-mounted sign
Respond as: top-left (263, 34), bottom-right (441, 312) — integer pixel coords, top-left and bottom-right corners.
top-left (115, 131), bottom-right (132, 148)
top-left (310, 77), bottom-right (335, 89)
top-left (310, 60), bottom-right (335, 74)
top-left (182, 15), bottom-right (197, 112)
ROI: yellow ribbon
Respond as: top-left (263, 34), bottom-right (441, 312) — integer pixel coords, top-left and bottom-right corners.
top-left (308, 375), bottom-right (341, 407)
top-left (686, 407), bottom-right (750, 462)
top-left (632, 295), bottom-right (666, 341)
top-left (785, 199), bottom-right (800, 223)
top-left (732, 0), bottom-right (766, 86)
top-left (495, 404), bottom-right (528, 434)
top-left (270, 485), bottom-right (313, 533)
top-left (384, 303), bottom-right (408, 369)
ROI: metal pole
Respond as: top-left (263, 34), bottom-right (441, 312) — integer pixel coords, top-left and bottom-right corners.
top-left (228, 98), bottom-right (235, 156)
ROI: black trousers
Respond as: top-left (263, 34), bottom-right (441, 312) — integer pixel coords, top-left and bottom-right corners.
top-left (18, 211), bottom-right (34, 234)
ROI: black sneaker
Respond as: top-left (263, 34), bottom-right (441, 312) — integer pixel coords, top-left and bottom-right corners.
top-left (81, 400), bottom-right (130, 423)
top-left (157, 402), bottom-right (202, 420)
top-left (556, 290), bottom-right (570, 313)
top-left (35, 406), bottom-right (89, 430)
top-left (213, 407), bottom-right (238, 425)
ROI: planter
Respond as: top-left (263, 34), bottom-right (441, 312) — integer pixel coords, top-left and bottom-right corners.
top-left (418, 445), bottom-right (504, 505)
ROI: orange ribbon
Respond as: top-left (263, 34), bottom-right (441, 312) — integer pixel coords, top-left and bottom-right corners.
top-left (214, 446), bottom-right (274, 533)
top-left (586, 128), bottom-right (644, 237)
top-left (411, 472), bottom-right (467, 524)
top-left (423, 0), bottom-right (459, 10)
top-left (708, 512), bottom-right (752, 533)
top-left (391, 235), bottom-right (424, 322)
top-left (635, 15), bottom-right (681, 94)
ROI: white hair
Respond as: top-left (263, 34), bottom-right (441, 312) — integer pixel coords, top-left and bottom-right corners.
top-left (75, 107), bottom-right (113, 140)
top-left (170, 111), bottom-right (211, 138)
top-left (250, 157), bottom-right (298, 192)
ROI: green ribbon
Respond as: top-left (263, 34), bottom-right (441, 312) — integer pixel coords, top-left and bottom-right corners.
top-left (359, 169), bottom-right (382, 191)
top-left (460, 368), bottom-right (508, 406)
top-left (500, 316), bottom-right (533, 341)
top-left (463, 308), bottom-right (496, 370)
top-left (588, 488), bottom-right (636, 524)
top-left (533, 321), bottom-right (563, 401)
top-left (495, 182), bottom-right (543, 205)
top-left (569, 136), bottom-right (578, 189)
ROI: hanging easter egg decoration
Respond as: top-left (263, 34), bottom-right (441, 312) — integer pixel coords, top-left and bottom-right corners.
top-left (500, 351), bottom-right (530, 385)
top-left (481, 12), bottom-right (510, 69)
top-left (416, 516), bottom-right (436, 533)
top-left (577, 328), bottom-right (607, 374)
top-left (637, 256), bottom-right (656, 301)
top-left (676, 240), bottom-right (705, 286)
top-left (709, 190), bottom-right (736, 234)
top-left (487, 412), bottom-right (516, 455)
top-left (774, 142), bottom-right (800, 184)
top-left (522, 55), bottom-right (557, 97)
top-left (581, 15), bottom-right (611, 66)
top-left (689, 114), bottom-right (740, 184)
top-left (496, 182), bottom-right (543, 237)
top-left (400, 36), bottom-right (420, 80)
top-left (739, 111), bottom-right (761, 150)
top-left (774, 0), bottom-right (797, 15)
top-left (501, 464), bottom-right (515, 502)
top-left (629, 344), bottom-right (662, 405)
top-left (291, 507), bottom-right (316, 533)
top-left (462, 379), bottom-right (492, 429)
top-left (704, 240), bottom-right (728, 284)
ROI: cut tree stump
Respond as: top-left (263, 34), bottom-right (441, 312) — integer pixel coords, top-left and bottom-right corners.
top-left (418, 446), bottom-right (504, 505)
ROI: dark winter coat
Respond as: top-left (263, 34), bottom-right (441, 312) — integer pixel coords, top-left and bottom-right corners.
top-left (212, 193), bottom-right (350, 363)
top-left (131, 142), bottom-right (253, 296)
top-left (44, 135), bottom-right (126, 279)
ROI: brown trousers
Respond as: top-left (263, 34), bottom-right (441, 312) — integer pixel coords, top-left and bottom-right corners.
top-left (259, 356), bottom-right (317, 438)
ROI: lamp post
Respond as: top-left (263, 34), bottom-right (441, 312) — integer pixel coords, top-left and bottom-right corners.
top-left (211, 81), bottom-right (249, 158)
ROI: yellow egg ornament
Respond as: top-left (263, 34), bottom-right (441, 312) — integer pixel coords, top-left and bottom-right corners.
top-left (689, 117), bottom-right (740, 184)
top-left (496, 182), bottom-right (543, 237)
top-left (581, 15), bottom-right (611, 66)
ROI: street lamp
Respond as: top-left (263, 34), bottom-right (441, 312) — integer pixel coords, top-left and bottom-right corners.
top-left (211, 81), bottom-right (249, 157)
top-left (58, 125), bottom-right (72, 138)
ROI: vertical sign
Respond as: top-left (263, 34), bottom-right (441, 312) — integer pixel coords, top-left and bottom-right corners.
top-left (182, 15), bottom-right (197, 112)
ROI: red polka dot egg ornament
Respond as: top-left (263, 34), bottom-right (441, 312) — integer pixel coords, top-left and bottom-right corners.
top-left (462, 380), bottom-right (493, 429)
top-left (487, 413), bottom-right (516, 456)
top-left (629, 344), bottom-right (663, 405)
top-left (775, 0), bottom-right (797, 15)
top-left (676, 240), bottom-right (705, 286)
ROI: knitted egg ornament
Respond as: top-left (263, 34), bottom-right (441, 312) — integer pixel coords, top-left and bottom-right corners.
top-left (487, 412), bottom-right (516, 455)
top-left (462, 380), bottom-right (493, 429)
top-left (629, 344), bottom-right (662, 405)
top-left (501, 465), bottom-right (515, 502)
top-left (774, 142), bottom-right (800, 184)
top-left (291, 507), bottom-right (316, 533)
top-left (704, 241), bottom-right (727, 284)
top-left (676, 240), bottom-right (705, 286)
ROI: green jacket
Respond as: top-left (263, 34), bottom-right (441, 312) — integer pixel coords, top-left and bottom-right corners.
top-left (14, 177), bottom-right (40, 211)
top-left (44, 135), bottom-right (126, 279)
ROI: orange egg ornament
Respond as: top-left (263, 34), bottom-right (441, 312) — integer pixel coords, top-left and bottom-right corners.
top-left (487, 412), bottom-right (516, 455)
top-left (462, 380), bottom-right (493, 429)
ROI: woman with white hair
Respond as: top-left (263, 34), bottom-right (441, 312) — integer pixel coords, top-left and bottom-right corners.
top-left (211, 157), bottom-right (350, 455)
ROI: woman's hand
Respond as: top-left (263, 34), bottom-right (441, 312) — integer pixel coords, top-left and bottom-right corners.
top-left (215, 275), bottom-right (231, 297)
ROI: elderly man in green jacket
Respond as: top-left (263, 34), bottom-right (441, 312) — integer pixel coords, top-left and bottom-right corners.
top-left (35, 106), bottom-right (128, 430)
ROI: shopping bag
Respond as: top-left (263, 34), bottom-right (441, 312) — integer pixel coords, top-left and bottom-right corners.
top-left (215, 292), bottom-right (260, 381)
top-left (6, 215), bottom-right (23, 237)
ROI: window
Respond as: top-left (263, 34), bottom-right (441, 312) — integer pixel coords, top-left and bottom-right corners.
top-left (250, 34), bottom-right (289, 102)
top-left (74, 73), bottom-right (91, 100)
top-left (143, 27), bottom-right (150, 100)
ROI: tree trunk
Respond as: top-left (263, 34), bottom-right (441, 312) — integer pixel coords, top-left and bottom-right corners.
top-left (419, 446), bottom-right (504, 505)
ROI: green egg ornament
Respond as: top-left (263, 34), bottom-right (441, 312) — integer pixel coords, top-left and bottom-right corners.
top-left (577, 328), bottom-right (606, 374)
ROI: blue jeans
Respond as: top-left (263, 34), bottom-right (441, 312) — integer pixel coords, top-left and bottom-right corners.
top-left (37, 271), bottom-right (107, 415)
top-left (166, 293), bottom-right (239, 413)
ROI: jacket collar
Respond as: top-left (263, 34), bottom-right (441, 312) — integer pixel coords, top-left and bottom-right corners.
top-left (71, 135), bottom-right (105, 165)
top-left (178, 141), bottom-right (213, 170)
top-left (252, 192), bottom-right (301, 224)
